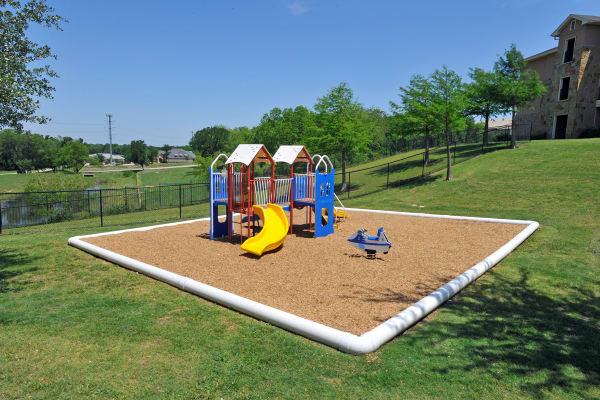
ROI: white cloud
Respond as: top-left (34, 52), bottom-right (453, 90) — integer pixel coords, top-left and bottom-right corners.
top-left (287, 1), bottom-right (309, 16)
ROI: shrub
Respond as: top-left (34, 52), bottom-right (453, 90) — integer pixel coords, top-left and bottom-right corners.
top-left (25, 173), bottom-right (90, 192)
top-left (580, 128), bottom-right (600, 138)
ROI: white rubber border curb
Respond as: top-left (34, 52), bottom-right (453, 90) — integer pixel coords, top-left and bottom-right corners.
top-left (68, 208), bottom-right (539, 354)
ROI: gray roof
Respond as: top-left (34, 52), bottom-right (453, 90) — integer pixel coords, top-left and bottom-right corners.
top-left (525, 47), bottom-right (558, 62)
top-left (158, 148), bottom-right (196, 159)
top-left (552, 14), bottom-right (600, 37)
top-left (91, 153), bottom-right (125, 160)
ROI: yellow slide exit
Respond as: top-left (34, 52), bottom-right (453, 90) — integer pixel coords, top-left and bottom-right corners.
top-left (241, 204), bottom-right (289, 256)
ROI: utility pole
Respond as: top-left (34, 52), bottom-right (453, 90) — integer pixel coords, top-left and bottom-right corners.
top-left (106, 114), bottom-right (114, 165)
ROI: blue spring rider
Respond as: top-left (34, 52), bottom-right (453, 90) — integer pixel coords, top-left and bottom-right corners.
top-left (347, 227), bottom-right (392, 259)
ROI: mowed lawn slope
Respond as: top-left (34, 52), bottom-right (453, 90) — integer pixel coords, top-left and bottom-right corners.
top-left (1, 139), bottom-right (599, 399)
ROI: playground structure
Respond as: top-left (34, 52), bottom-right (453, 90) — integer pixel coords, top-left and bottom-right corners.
top-left (209, 144), bottom-right (341, 253)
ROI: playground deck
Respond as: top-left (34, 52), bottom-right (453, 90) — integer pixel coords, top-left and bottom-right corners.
top-left (81, 210), bottom-right (524, 335)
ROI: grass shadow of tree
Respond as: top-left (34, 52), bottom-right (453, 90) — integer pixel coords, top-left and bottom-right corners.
top-left (400, 268), bottom-right (600, 397)
top-left (0, 248), bottom-right (40, 295)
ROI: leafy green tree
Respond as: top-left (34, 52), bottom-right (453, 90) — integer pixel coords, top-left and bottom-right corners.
top-left (58, 140), bottom-right (89, 173)
top-left (189, 126), bottom-right (231, 157)
top-left (312, 82), bottom-right (368, 191)
top-left (87, 155), bottom-right (102, 167)
top-left (494, 44), bottom-right (546, 149)
top-left (147, 146), bottom-right (159, 164)
top-left (160, 144), bottom-right (172, 163)
top-left (228, 126), bottom-right (252, 151)
top-left (0, 0), bottom-right (67, 129)
top-left (128, 140), bottom-right (149, 169)
top-left (465, 68), bottom-right (506, 146)
top-left (429, 66), bottom-right (467, 181)
top-left (390, 74), bottom-right (442, 165)
top-left (252, 106), bottom-right (318, 153)
top-left (361, 107), bottom-right (390, 159)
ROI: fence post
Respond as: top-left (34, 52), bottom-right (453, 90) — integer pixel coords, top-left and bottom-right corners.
top-left (88, 190), bottom-right (91, 217)
top-left (0, 199), bottom-right (3, 235)
top-left (124, 187), bottom-right (128, 211)
top-left (99, 189), bottom-right (104, 227)
top-left (347, 172), bottom-right (351, 200)
top-left (179, 184), bottom-right (182, 219)
top-left (386, 163), bottom-right (390, 189)
top-left (45, 193), bottom-right (50, 222)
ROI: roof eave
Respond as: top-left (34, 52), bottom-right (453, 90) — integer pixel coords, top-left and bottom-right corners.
top-left (525, 47), bottom-right (558, 62)
top-left (551, 14), bottom-right (600, 37)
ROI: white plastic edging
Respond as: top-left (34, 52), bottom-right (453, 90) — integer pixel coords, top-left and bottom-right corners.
top-left (68, 208), bottom-right (538, 354)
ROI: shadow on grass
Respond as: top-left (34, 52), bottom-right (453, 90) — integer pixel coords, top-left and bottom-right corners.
top-left (402, 268), bottom-right (600, 397)
top-left (0, 249), bottom-right (39, 294)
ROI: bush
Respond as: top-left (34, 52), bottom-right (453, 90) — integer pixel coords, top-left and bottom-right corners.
top-left (25, 173), bottom-right (91, 192)
top-left (580, 128), bottom-right (600, 138)
top-left (531, 132), bottom-right (548, 140)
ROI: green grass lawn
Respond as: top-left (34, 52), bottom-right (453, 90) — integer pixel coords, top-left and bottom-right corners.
top-left (1, 139), bottom-right (599, 398)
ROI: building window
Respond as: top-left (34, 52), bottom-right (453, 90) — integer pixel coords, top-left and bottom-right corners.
top-left (570, 20), bottom-right (576, 31)
top-left (559, 77), bottom-right (570, 101)
top-left (563, 38), bottom-right (575, 63)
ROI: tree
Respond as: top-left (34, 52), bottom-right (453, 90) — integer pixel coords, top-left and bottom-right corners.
top-left (128, 140), bottom-right (149, 169)
top-left (390, 74), bottom-right (441, 165)
top-left (312, 82), bottom-right (368, 192)
top-left (252, 106), bottom-right (318, 154)
top-left (189, 126), bottom-right (230, 157)
top-left (147, 146), bottom-right (159, 164)
top-left (160, 144), bottom-right (172, 163)
top-left (429, 66), bottom-right (467, 181)
top-left (0, 0), bottom-right (67, 129)
top-left (58, 140), bottom-right (89, 173)
top-left (465, 68), bottom-right (506, 146)
top-left (494, 44), bottom-right (546, 149)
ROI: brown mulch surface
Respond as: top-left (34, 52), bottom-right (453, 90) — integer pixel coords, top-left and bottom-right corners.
top-left (82, 210), bottom-right (525, 335)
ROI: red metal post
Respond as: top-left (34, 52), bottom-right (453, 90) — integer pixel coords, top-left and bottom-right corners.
top-left (246, 164), bottom-right (251, 241)
top-left (228, 164), bottom-right (233, 242)
top-left (289, 164), bottom-right (294, 234)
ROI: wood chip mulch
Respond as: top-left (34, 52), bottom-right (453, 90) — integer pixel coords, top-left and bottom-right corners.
top-left (82, 211), bottom-right (525, 335)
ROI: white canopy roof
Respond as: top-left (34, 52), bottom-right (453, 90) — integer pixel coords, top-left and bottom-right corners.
top-left (225, 144), bottom-right (273, 166)
top-left (272, 145), bottom-right (313, 164)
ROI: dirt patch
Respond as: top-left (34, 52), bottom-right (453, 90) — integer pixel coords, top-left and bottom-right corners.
top-left (82, 210), bottom-right (524, 335)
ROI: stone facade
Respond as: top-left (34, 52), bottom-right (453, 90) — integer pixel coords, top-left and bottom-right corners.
top-left (515, 15), bottom-right (600, 139)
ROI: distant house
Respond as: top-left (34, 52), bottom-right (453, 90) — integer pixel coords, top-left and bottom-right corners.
top-left (157, 148), bottom-right (196, 163)
top-left (515, 14), bottom-right (600, 139)
top-left (90, 153), bottom-right (125, 165)
top-left (488, 117), bottom-right (512, 130)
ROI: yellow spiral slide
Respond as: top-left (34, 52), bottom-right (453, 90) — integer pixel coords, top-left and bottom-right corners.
top-left (241, 204), bottom-right (289, 256)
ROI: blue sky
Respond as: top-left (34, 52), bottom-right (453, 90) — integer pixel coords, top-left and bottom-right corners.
top-left (23, 0), bottom-right (599, 146)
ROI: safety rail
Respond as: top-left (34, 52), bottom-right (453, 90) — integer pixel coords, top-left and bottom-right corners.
top-left (252, 178), bottom-right (292, 206)
top-left (293, 173), bottom-right (315, 202)
top-left (211, 172), bottom-right (228, 202)
top-left (232, 172), bottom-right (242, 203)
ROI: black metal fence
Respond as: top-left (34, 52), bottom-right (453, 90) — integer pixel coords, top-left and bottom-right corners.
top-left (335, 128), bottom-right (522, 200)
top-left (0, 127), bottom-right (528, 234)
top-left (0, 183), bottom-right (210, 234)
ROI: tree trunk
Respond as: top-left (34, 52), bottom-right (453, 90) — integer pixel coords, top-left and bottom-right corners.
top-left (340, 152), bottom-right (347, 192)
top-left (445, 122), bottom-right (451, 181)
top-left (424, 125), bottom-right (430, 166)
top-left (483, 111), bottom-right (490, 147)
top-left (510, 106), bottom-right (516, 149)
